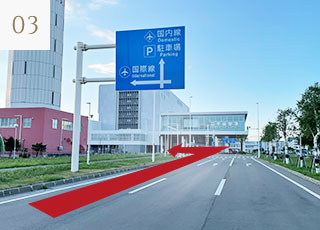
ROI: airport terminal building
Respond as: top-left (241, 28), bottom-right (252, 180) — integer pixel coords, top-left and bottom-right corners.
top-left (160, 112), bottom-right (248, 153)
top-left (89, 84), bottom-right (189, 153)
top-left (89, 84), bottom-right (248, 153)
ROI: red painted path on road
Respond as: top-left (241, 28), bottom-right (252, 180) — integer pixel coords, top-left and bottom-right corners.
top-left (30, 145), bottom-right (227, 218)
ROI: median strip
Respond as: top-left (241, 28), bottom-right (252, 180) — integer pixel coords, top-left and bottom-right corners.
top-left (0, 171), bottom-right (133, 205)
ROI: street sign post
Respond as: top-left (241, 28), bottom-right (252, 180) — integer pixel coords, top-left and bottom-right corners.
top-left (116, 26), bottom-right (185, 91)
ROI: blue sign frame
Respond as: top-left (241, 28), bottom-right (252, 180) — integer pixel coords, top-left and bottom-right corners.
top-left (116, 26), bottom-right (185, 91)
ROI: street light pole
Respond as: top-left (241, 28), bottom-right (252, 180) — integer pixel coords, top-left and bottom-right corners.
top-left (13, 124), bottom-right (18, 159)
top-left (257, 102), bottom-right (260, 158)
top-left (189, 96), bottom-right (192, 147)
top-left (14, 115), bottom-right (22, 143)
top-left (87, 102), bottom-right (92, 165)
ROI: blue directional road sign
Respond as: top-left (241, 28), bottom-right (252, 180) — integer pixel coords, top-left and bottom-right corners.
top-left (116, 26), bottom-right (185, 91)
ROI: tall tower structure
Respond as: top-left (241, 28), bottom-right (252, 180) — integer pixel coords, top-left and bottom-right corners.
top-left (6, 0), bottom-right (65, 109)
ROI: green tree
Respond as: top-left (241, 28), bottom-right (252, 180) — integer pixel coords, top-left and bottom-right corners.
top-left (32, 143), bottom-right (47, 157)
top-left (238, 135), bottom-right (248, 152)
top-left (4, 136), bottom-right (21, 157)
top-left (276, 108), bottom-right (298, 156)
top-left (0, 134), bottom-right (5, 153)
top-left (261, 122), bottom-right (279, 154)
top-left (296, 82), bottom-right (320, 155)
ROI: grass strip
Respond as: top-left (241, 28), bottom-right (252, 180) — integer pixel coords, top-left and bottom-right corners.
top-left (0, 153), bottom-right (161, 169)
top-left (261, 155), bottom-right (320, 181)
top-left (0, 156), bottom-right (174, 190)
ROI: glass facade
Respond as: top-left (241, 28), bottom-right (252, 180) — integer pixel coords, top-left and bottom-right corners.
top-left (161, 114), bottom-right (246, 132)
top-left (91, 133), bottom-right (145, 142)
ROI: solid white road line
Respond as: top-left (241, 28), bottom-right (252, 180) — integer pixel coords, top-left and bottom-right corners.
top-left (213, 163), bottom-right (218, 166)
top-left (214, 179), bottom-right (226, 196)
top-left (197, 158), bottom-right (216, 166)
top-left (128, 178), bottom-right (167, 194)
top-left (0, 171), bottom-right (133, 205)
top-left (229, 157), bottom-right (235, 167)
top-left (252, 158), bottom-right (320, 200)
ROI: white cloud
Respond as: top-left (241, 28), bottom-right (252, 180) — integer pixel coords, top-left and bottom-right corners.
top-left (65, 0), bottom-right (85, 20)
top-left (88, 0), bottom-right (119, 10)
top-left (87, 25), bottom-right (115, 43)
top-left (88, 62), bottom-right (115, 75)
top-left (65, 0), bottom-right (73, 14)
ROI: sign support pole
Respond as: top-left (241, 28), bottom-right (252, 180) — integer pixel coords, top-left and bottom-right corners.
top-left (71, 42), bottom-right (83, 172)
top-left (71, 42), bottom-right (116, 172)
top-left (152, 90), bottom-right (156, 162)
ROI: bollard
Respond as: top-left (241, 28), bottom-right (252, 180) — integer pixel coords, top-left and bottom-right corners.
top-left (315, 158), bottom-right (320, 174)
top-left (285, 154), bottom-right (290, 164)
top-left (299, 156), bottom-right (304, 168)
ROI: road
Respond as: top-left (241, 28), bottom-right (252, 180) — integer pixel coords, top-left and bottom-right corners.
top-left (0, 154), bottom-right (319, 230)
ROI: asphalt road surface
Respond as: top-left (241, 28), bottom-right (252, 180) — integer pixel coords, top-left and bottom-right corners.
top-left (0, 154), bottom-right (319, 230)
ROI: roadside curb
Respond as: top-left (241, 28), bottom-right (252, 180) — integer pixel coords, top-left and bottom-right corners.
top-left (0, 162), bottom-right (160, 198)
top-left (260, 159), bottom-right (320, 185)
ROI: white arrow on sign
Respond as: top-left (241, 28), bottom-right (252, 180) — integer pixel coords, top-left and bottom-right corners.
top-left (130, 58), bottom-right (171, 88)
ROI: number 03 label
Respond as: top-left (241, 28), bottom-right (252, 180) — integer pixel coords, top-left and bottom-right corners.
top-left (0, 0), bottom-right (50, 50)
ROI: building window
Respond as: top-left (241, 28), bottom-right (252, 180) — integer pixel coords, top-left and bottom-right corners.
top-left (53, 65), bottom-right (55, 78)
top-left (24, 61), bottom-right (27, 74)
top-left (52, 119), bottom-right (58, 129)
top-left (54, 39), bottom-right (57, 52)
top-left (55, 14), bottom-right (58, 26)
top-left (12, 62), bottom-right (14, 74)
top-left (0, 118), bottom-right (17, 128)
top-left (62, 121), bottom-right (73, 131)
top-left (23, 118), bottom-right (32, 128)
top-left (52, 92), bottom-right (54, 105)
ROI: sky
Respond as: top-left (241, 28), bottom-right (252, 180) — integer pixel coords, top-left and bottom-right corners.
top-left (0, 0), bottom-right (319, 141)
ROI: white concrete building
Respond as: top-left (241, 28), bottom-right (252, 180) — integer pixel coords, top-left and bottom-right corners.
top-left (6, 0), bottom-right (65, 109)
top-left (89, 84), bottom-right (189, 153)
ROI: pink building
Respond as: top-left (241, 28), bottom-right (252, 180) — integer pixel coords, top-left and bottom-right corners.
top-left (0, 108), bottom-right (88, 156)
